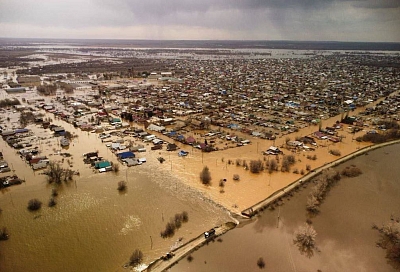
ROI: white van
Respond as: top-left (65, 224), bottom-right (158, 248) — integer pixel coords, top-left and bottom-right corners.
top-left (144, 135), bottom-right (156, 142)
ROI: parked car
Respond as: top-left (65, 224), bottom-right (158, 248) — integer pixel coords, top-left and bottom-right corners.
top-left (178, 150), bottom-right (189, 157)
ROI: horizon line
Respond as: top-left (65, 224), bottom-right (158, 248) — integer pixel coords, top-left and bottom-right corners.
top-left (1, 37), bottom-right (400, 44)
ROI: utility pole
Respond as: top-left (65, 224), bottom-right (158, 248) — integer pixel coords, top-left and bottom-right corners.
top-left (150, 236), bottom-right (153, 249)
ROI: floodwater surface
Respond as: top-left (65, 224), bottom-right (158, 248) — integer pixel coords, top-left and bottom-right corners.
top-left (0, 114), bottom-right (232, 272)
top-left (171, 143), bottom-right (400, 272)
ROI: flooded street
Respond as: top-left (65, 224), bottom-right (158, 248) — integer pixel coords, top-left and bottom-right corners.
top-left (171, 143), bottom-right (400, 272)
top-left (0, 111), bottom-right (232, 272)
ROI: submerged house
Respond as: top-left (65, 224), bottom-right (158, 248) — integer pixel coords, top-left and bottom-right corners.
top-left (53, 126), bottom-right (65, 136)
top-left (117, 151), bottom-right (135, 160)
top-left (167, 143), bottom-right (178, 151)
top-left (95, 161), bottom-right (111, 169)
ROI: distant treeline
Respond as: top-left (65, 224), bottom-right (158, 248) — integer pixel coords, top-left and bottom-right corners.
top-left (2, 38), bottom-right (400, 51)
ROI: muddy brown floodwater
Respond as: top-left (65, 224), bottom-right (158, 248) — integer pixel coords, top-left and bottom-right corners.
top-left (0, 114), bottom-right (233, 272)
top-left (171, 143), bottom-right (400, 272)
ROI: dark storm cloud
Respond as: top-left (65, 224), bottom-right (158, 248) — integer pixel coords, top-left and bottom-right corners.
top-left (351, 0), bottom-right (400, 9)
top-left (0, 0), bottom-right (399, 41)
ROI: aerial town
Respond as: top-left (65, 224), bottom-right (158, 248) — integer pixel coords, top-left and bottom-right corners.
top-left (0, 40), bottom-right (400, 272)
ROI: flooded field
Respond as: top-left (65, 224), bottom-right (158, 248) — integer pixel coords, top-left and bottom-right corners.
top-left (171, 143), bottom-right (400, 272)
top-left (0, 112), bottom-right (233, 272)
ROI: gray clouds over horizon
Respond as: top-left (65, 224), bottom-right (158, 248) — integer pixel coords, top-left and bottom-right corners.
top-left (0, 0), bottom-right (399, 41)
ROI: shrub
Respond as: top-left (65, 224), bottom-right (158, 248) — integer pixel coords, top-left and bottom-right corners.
top-left (307, 155), bottom-right (317, 160)
top-left (233, 174), bottom-right (240, 181)
top-left (306, 164), bottom-right (311, 171)
top-left (200, 166), bottom-right (211, 185)
top-left (341, 166), bottom-right (362, 177)
top-left (293, 168), bottom-right (299, 174)
top-left (27, 199), bottom-right (42, 211)
top-left (250, 159), bottom-right (264, 173)
top-left (129, 249), bottom-right (143, 267)
top-left (329, 149), bottom-right (341, 156)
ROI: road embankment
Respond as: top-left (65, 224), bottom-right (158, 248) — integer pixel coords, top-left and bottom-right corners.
top-left (142, 222), bottom-right (237, 272)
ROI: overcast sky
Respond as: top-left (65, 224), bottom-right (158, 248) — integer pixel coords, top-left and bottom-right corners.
top-left (0, 0), bottom-right (399, 42)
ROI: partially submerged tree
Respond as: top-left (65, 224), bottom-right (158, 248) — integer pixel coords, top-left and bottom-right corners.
top-left (161, 211), bottom-right (189, 238)
top-left (219, 179), bottom-right (225, 193)
top-left (374, 217), bottom-right (400, 269)
top-left (0, 227), bottom-right (9, 240)
top-left (111, 162), bottom-right (119, 173)
top-left (44, 162), bottom-right (74, 184)
top-left (48, 197), bottom-right (57, 207)
top-left (200, 166), bottom-right (211, 185)
top-left (19, 111), bottom-right (35, 128)
top-left (294, 223), bottom-right (317, 251)
top-left (27, 199), bottom-right (42, 211)
top-left (341, 165), bottom-right (362, 177)
top-left (129, 249), bottom-right (143, 267)
top-left (257, 257), bottom-right (266, 269)
top-left (117, 181), bottom-right (127, 192)
top-left (268, 159), bottom-right (278, 173)
top-left (281, 155), bottom-right (296, 172)
top-left (250, 159), bottom-right (264, 173)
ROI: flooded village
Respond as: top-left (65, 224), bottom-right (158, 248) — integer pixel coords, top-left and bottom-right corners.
top-left (0, 39), bottom-right (400, 271)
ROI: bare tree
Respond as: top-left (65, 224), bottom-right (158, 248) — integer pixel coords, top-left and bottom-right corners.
top-left (306, 195), bottom-right (320, 213)
top-left (294, 223), bottom-right (317, 251)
